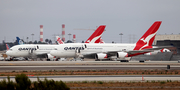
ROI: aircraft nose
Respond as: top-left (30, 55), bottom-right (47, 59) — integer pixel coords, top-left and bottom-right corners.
top-left (6, 51), bottom-right (11, 56)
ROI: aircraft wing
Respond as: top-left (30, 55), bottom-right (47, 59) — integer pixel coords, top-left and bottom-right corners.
top-left (35, 52), bottom-right (48, 58)
top-left (82, 47), bottom-right (167, 58)
top-left (107, 46), bottom-right (173, 57)
top-left (82, 50), bottom-right (151, 59)
top-left (83, 53), bottom-right (97, 59)
top-left (82, 45), bottom-right (173, 59)
top-left (127, 50), bottom-right (153, 55)
top-left (143, 46), bottom-right (173, 51)
top-left (105, 50), bottom-right (153, 57)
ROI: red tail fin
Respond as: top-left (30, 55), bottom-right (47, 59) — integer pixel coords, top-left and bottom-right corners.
top-left (99, 37), bottom-right (105, 43)
top-left (133, 21), bottom-right (162, 50)
top-left (6, 44), bottom-right (10, 50)
top-left (56, 36), bottom-right (64, 44)
top-left (85, 25), bottom-right (106, 43)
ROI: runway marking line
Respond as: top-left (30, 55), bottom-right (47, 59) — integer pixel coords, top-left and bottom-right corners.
top-left (8, 63), bottom-right (13, 65)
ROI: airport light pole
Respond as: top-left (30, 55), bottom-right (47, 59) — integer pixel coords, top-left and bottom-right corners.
top-left (31, 34), bottom-right (34, 42)
top-left (68, 33), bottom-right (72, 40)
top-left (119, 33), bottom-right (123, 43)
top-left (27, 37), bottom-right (29, 44)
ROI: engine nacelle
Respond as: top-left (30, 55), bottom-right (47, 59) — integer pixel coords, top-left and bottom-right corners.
top-left (47, 54), bottom-right (55, 60)
top-left (161, 48), bottom-right (170, 52)
top-left (145, 48), bottom-right (171, 55)
top-left (96, 53), bottom-right (107, 59)
top-left (117, 52), bottom-right (128, 58)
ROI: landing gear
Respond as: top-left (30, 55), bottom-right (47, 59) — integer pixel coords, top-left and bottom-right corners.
top-left (25, 58), bottom-right (28, 61)
top-left (120, 60), bottom-right (129, 62)
top-left (139, 60), bottom-right (145, 63)
top-left (9, 58), bottom-right (13, 61)
top-left (56, 58), bottom-right (60, 61)
top-left (47, 59), bottom-right (50, 61)
top-left (95, 59), bottom-right (100, 61)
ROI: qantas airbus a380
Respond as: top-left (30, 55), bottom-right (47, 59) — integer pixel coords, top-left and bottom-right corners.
top-left (50, 21), bottom-right (169, 60)
top-left (6, 25), bottom-right (106, 60)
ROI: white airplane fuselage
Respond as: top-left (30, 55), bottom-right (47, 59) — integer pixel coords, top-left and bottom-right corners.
top-left (6, 44), bottom-right (58, 58)
top-left (50, 43), bottom-right (137, 58)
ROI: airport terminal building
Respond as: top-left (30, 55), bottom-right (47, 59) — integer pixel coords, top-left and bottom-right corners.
top-left (154, 34), bottom-right (180, 45)
top-left (154, 34), bottom-right (180, 54)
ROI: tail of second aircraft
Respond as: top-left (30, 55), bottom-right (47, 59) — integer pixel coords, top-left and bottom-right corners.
top-left (85, 25), bottom-right (106, 43)
top-left (56, 36), bottom-right (64, 44)
top-left (6, 44), bottom-right (10, 50)
top-left (16, 37), bottom-right (24, 45)
top-left (133, 21), bottom-right (162, 50)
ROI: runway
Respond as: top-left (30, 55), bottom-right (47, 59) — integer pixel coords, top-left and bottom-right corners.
top-left (0, 75), bottom-right (180, 82)
top-left (0, 61), bottom-right (179, 82)
top-left (0, 61), bottom-right (179, 66)
top-left (0, 65), bottom-right (180, 72)
top-left (0, 61), bottom-right (179, 72)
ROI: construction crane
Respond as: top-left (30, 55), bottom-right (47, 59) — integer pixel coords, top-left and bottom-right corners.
top-left (73, 28), bottom-right (96, 31)
top-left (74, 26), bottom-right (106, 31)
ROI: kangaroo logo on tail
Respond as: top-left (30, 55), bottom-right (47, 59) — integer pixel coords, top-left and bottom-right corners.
top-left (99, 37), bottom-right (105, 43)
top-left (133, 21), bottom-right (162, 50)
top-left (85, 25), bottom-right (106, 43)
top-left (16, 37), bottom-right (24, 45)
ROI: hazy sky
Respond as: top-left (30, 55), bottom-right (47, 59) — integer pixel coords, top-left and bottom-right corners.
top-left (1, 0), bottom-right (180, 43)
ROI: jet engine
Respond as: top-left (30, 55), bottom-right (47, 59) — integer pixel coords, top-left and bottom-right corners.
top-left (117, 52), bottom-right (128, 58)
top-left (144, 48), bottom-right (171, 55)
top-left (47, 54), bottom-right (55, 59)
top-left (161, 48), bottom-right (170, 52)
top-left (95, 53), bottom-right (108, 59)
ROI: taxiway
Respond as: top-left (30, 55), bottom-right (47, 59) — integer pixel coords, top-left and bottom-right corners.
top-left (0, 75), bottom-right (179, 82)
